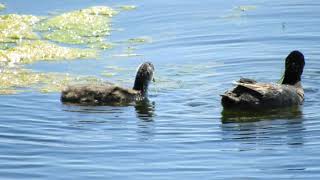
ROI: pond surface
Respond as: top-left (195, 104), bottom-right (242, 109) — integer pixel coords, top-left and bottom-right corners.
top-left (1, 0), bottom-right (320, 179)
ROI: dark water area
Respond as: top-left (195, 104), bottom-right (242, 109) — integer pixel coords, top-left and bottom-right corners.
top-left (1, 0), bottom-right (320, 179)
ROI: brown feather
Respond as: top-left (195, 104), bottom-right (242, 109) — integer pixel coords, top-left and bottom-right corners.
top-left (221, 81), bottom-right (303, 109)
top-left (61, 83), bottom-right (141, 105)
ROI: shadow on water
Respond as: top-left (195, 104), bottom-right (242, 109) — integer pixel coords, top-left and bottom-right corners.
top-left (221, 106), bottom-right (303, 123)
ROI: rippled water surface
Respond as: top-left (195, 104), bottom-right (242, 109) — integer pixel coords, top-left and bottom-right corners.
top-left (1, 0), bottom-right (320, 179)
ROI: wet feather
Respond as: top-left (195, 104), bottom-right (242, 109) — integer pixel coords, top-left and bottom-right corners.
top-left (221, 51), bottom-right (305, 109)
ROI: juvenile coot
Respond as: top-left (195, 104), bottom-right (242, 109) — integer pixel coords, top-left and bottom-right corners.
top-left (61, 62), bottom-right (155, 105)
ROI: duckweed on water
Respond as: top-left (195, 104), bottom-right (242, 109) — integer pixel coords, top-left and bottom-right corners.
top-left (36, 6), bottom-right (117, 45)
top-left (0, 14), bottom-right (41, 43)
top-left (0, 40), bottom-right (97, 65)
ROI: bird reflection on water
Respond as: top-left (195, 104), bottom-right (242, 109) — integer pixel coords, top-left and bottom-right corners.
top-left (220, 106), bottom-right (305, 149)
top-left (221, 106), bottom-right (302, 123)
top-left (134, 99), bottom-right (156, 141)
top-left (134, 99), bottom-right (156, 121)
top-left (62, 99), bottom-right (156, 122)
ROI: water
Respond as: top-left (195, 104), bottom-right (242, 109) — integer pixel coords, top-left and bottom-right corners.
top-left (1, 0), bottom-right (320, 179)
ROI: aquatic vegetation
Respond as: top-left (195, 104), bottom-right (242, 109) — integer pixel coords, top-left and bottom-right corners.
top-left (0, 5), bottom-right (143, 94)
top-left (236, 5), bottom-right (257, 12)
top-left (0, 68), bottom-right (55, 94)
top-left (111, 37), bottom-right (151, 57)
top-left (149, 77), bottom-right (184, 92)
top-left (101, 66), bottom-right (126, 77)
top-left (222, 5), bottom-right (257, 19)
top-left (36, 6), bottom-right (117, 45)
top-left (0, 43), bottom-right (12, 50)
top-left (0, 3), bottom-right (5, 11)
top-left (0, 68), bottom-right (103, 94)
top-left (0, 14), bottom-right (41, 43)
top-left (119, 5), bottom-right (137, 11)
top-left (39, 75), bottom-right (103, 93)
top-left (127, 37), bottom-right (152, 44)
top-left (112, 52), bottom-right (141, 57)
top-left (0, 40), bottom-right (97, 65)
top-left (89, 42), bottom-right (114, 50)
top-left (112, 46), bottom-right (142, 57)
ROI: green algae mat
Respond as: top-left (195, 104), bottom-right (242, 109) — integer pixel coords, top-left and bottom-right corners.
top-left (0, 4), bottom-right (147, 94)
top-left (0, 3), bottom-right (5, 11)
top-left (36, 6), bottom-right (117, 45)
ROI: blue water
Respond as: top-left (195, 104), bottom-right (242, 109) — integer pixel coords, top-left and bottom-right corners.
top-left (1, 0), bottom-right (320, 179)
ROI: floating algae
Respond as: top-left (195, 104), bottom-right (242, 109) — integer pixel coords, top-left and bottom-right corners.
top-left (89, 42), bottom-right (114, 50)
top-left (36, 6), bottom-right (117, 45)
top-left (112, 46), bottom-right (142, 57)
top-left (0, 3), bottom-right (5, 11)
top-left (101, 65), bottom-right (126, 77)
top-left (0, 68), bottom-right (104, 94)
top-left (38, 75), bottom-right (103, 93)
top-left (126, 37), bottom-right (152, 44)
top-left (222, 5), bottom-right (257, 19)
top-left (0, 40), bottom-right (97, 65)
top-left (0, 14), bottom-right (41, 43)
top-left (0, 43), bottom-right (13, 50)
top-left (0, 5), bottom-right (143, 94)
top-left (0, 68), bottom-right (50, 94)
top-left (119, 5), bottom-right (137, 11)
top-left (236, 5), bottom-right (257, 12)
